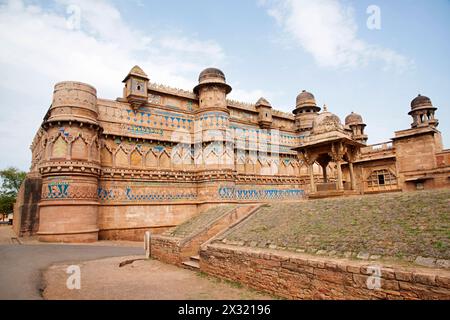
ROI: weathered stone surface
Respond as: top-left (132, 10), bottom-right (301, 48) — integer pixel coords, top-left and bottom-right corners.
top-left (414, 256), bottom-right (436, 268)
top-left (395, 270), bottom-right (413, 282)
top-left (357, 252), bottom-right (370, 260)
top-left (199, 244), bottom-right (450, 300)
top-left (413, 272), bottom-right (436, 286)
top-left (436, 259), bottom-right (450, 269)
top-left (347, 265), bottom-right (361, 274)
top-left (436, 276), bottom-right (450, 289)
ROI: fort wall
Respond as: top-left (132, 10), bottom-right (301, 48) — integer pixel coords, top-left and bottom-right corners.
top-left (13, 66), bottom-right (450, 242)
top-left (200, 243), bottom-right (450, 300)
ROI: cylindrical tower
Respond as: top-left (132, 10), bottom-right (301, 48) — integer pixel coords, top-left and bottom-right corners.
top-left (193, 68), bottom-right (233, 170)
top-left (193, 68), bottom-right (235, 201)
top-left (37, 81), bottom-right (101, 242)
top-left (293, 90), bottom-right (321, 132)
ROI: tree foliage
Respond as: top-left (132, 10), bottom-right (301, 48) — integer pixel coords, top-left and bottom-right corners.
top-left (0, 194), bottom-right (15, 215)
top-left (0, 167), bottom-right (26, 196)
top-left (0, 167), bottom-right (26, 215)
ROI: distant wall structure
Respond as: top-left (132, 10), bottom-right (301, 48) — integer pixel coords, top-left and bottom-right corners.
top-left (13, 66), bottom-right (450, 242)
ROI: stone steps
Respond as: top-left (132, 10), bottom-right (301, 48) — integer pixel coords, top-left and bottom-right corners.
top-left (182, 255), bottom-right (200, 270)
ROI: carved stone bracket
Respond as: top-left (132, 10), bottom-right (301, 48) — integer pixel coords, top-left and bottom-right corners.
top-left (328, 142), bottom-right (347, 163)
top-left (300, 150), bottom-right (318, 166)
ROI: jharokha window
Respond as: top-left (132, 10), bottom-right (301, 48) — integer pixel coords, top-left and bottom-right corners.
top-left (367, 169), bottom-right (397, 187)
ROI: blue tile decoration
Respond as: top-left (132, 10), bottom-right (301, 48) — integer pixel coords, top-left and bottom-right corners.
top-left (97, 186), bottom-right (197, 202)
top-left (218, 186), bottom-right (304, 201)
top-left (127, 125), bottom-right (164, 136)
top-left (45, 182), bottom-right (69, 199)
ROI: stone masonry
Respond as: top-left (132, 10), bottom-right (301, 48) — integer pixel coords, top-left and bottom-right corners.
top-left (13, 65), bottom-right (450, 242)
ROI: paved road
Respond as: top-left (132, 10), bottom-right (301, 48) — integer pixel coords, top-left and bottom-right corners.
top-left (0, 244), bottom-right (144, 300)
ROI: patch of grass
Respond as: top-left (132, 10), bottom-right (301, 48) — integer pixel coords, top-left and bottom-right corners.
top-left (224, 190), bottom-right (450, 261)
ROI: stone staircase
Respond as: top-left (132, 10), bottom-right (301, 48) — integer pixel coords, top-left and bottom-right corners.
top-left (151, 204), bottom-right (263, 269)
top-left (182, 255), bottom-right (200, 270)
top-left (178, 204), bottom-right (263, 270)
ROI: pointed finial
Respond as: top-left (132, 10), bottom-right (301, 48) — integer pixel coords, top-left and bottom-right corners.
top-left (323, 104), bottom-right (328, 112)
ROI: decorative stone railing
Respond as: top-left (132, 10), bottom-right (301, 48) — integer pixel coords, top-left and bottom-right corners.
top-left (361, 142), bottom-right (394, 154)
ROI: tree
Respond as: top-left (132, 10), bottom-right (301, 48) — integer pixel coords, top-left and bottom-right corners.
top-left (0, 167), bottom-right (26, 220)
top-left (0, 194), bottom-right (15, 220)
top-left (0, 167), bottom-right (26, 196)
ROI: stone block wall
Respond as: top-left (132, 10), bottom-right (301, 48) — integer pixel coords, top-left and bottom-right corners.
top-left (150, 236), bottom-right (183, 265)
top-left (200, 243), bottom-right (450, 300)
top-left (13, 175), bottom-right (42, 237)
top-left (98, 203), bottom-right (197, 241)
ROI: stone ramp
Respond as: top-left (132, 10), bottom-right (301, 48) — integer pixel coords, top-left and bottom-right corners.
top-left (151, 204), bottom-right (262, 268)
top-left (166, 204), bottom-right (238, 238)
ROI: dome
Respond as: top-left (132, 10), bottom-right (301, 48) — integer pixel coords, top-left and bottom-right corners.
top-left (410, 94), bottom-right (434, 111)
top-left (194, 67), bottom-right (232, 94)
top-left (312, 111), bottom-right (344, 135)
top-left (199, 68), bottom-right (225, 82)
top-left (296, 90), bottom-right (317, 108)
top-left (345, 112), bottom-right (364, 125)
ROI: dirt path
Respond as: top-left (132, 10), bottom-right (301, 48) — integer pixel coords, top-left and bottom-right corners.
top-left (0, 225), bottom-right (17, 244)
top-left (0, 244), bottom-right (143, 299)
top-left (42, 256), bottom-right (273, 300)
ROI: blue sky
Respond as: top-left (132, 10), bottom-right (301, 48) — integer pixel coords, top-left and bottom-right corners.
top-left (0, 0), bottom-right (449, 171)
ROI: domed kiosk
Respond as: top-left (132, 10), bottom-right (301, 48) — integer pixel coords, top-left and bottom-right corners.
top-left (294, 108), bottom-right (364, 196)
top-left (345, 112), bottom-right (368, 144)
top-left (408, 94), bottom-right (438, 128)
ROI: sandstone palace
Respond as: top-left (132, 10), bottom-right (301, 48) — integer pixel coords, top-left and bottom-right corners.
top-left (13, 66), bottom-right (450, 242)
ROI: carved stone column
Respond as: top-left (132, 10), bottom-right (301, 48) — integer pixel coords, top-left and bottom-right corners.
top-left (349, 162), bottom-right (356, 190)
top-left (346, 146), bottom-right (360, 191)
top-left (301, 151), bottom-right (318, 193)
top-left (322, 164), bottom-right (328, 183)
top-left (317, 156), bottom-right (330, 184)
top-left (329, 142), bottom-right (346, 191)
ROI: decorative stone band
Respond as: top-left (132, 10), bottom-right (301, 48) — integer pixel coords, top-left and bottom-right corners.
top-left (94, 184), bottom-right (305, 203)
top-left (218, 186), bottom-right (305, 201)
top-left (41, 181), bottom-right (98, 200)
top-left (97, 186), bottom-right (197, 202)
top-left (99, 168), bottom-right (236, 181)
top-left (38, 161), bottom-right (101, 177)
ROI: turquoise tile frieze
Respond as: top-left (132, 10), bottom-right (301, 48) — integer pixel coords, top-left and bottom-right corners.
top-left (97, 186), bottom-right (197, 202)
top-left (218, 186), bottom-right (304, 201)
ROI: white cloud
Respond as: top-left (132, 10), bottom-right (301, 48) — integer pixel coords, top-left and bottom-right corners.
top-left (261, 0), bottom-right (413, 71)
top-left (0, 0), bottom-right (229, 170)
top-left (0, 0), bottom-right (268, 170)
